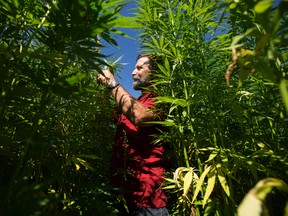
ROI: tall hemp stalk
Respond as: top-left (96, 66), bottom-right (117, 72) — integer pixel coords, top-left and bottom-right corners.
top-left (135, 0), bottom-right (288, 215)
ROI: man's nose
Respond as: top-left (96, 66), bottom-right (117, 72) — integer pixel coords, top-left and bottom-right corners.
top-left (132, 69), bottom-right (137, 76)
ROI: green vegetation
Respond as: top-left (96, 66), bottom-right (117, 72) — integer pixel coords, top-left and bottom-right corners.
top-left (135, 0), bottom-right (288, 215)
top-left (0, 0), bottom-right (287, 215)
top-left (0, 0), bottom-right (128, 215)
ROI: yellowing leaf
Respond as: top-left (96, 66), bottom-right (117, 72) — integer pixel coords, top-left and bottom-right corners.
top-left (183, 170), bottom-right (193, 196)
top-left (203, 167), bottom-right (216, 207)
top-left (161, 185), bottom-right (176, 190)
top-left (237, 178), bottom-right (288, 216)
top-left (240, 48), bottom-right (255, 56)
top-left (217, 166), bottom-right (231, 197)
top-left (192, 165), bottom-right (211, 203)
top-left (76, 157), bottom-right (95, 171)
top-left (255, 178), bottom-right (288, 200)
top-left (75, 163), bottom-right (80, 171)
top-left (237, 191), bottom-right (262, 216)
top-left (174, 167), bottom-right (186, 187)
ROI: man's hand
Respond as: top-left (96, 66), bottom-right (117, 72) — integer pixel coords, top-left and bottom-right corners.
top-left (97, 69), bottom-right (155, 127)
top-left (97, 69), bottom-right (117, 87)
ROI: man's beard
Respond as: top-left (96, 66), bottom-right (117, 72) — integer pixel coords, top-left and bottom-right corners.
top-left (133, 75), bottom-right (151, 90)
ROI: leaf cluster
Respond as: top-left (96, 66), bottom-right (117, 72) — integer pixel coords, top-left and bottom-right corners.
top-left (0, 0), bottom-right (129, 215)
top-left (134, 0), bottom-right (288, 215)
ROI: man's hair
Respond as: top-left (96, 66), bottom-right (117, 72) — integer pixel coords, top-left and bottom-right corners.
top-left (136, 54), bottom-right (160, 71)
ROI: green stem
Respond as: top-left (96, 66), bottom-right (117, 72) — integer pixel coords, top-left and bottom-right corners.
top-left (183, 145), bottom-right (190, 168)
top-left (25, 4), bottom-right (52, 50)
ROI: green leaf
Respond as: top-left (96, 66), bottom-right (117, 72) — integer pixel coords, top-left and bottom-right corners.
top-left (254, 0), bottom-right (274, 14)
top-left (113, 16), bottom-right (138, 28)
top-left (228, 29), bottom-right (254, 47)
top-left (66, 74), bottom-right (86, 85)
top-left (0, 0), bottom-right (11, 11)
top-left (157, 96), bottom-right (188, 107)
top-left (12, 0), bottom-right (18, 8)
top-left (255, 34), bottom-right (270, 52)
top-left (279, 79), bottom-right (288, 115)
top-left (219, 150), bottom-right (229, 165)
top-left (205, 150), bottom-right (219, 163)
top-left (238, 67), bottom-right (250, 88)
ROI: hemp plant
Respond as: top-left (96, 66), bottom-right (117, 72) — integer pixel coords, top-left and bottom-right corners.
top-left (134, 0), bottom-right (288, 215)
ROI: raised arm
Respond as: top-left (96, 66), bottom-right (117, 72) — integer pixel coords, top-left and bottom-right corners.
top-left (97, 69), bottom-right (155, 126)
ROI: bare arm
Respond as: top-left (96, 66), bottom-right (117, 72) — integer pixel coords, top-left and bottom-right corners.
top-left (97, 70), bottom-right (155, 126)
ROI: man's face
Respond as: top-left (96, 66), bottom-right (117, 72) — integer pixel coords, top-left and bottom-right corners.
top-left (132, 57), bottom-right (152, 90)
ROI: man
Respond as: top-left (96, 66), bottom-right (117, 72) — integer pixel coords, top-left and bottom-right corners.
top-left (97, 54), bottom-right (169, 216)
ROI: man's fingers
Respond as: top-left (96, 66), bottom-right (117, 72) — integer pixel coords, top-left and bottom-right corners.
top-left (97, 73), bottom-right (111, 86)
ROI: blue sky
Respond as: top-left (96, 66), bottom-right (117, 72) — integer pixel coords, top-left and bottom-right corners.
top-left (101, 1), bottom-right (141, 98)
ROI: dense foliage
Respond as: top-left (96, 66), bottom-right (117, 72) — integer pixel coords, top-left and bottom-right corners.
top-left (0, 0), bottom-right (130, 215)
top-left (135, 0), bottom-right (288, 215)
top-left (1, 0), bottom-right (287, 215)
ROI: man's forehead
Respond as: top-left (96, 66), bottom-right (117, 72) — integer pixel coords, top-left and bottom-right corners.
top-left (136, 57), bottom-right (150, 66)
top-left (141, 61), bottom-right (150, 67)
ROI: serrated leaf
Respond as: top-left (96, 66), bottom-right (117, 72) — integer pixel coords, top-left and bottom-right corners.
top-left (192, 165), bottom-right (211, 203)
top-left (157, 64), bottom-right (169, 75)
top-left (217, 166), bottom-right (230, 197)
top-left (164, 57), bottom-right (170, 72)
top-left (183, 170), bottom-right (193, 195)
top-left (203, 167), bottom-right (216, 207)
top-left (113, 16), bottom-right (138, 28)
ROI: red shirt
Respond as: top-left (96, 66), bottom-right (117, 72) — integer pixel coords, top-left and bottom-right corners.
top-left (111, 92), bottom-right (167, 208)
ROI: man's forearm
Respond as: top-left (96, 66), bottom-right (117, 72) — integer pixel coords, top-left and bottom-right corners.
top-left (111, 85), bottom-right (154, 126)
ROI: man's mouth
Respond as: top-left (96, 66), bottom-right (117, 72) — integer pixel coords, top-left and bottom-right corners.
top-left (133, 75), bottom-right (140, 82)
